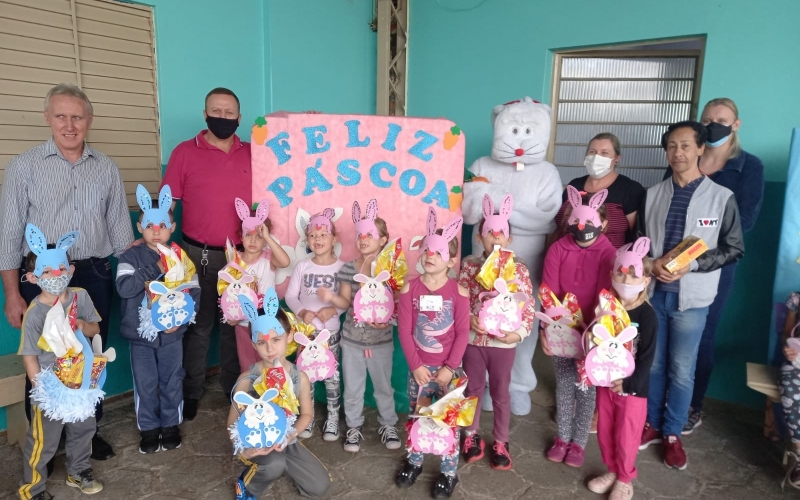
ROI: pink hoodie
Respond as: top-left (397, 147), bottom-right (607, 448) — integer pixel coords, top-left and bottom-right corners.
top-left (542, 234), bottom-right (616, 322)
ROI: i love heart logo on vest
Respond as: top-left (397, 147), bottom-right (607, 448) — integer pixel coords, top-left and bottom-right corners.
top-left (697, 218), bottom-right (719, 227)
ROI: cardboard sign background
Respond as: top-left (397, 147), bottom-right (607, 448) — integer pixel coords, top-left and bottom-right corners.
top-left (251, 112), bottom-right (466, 296)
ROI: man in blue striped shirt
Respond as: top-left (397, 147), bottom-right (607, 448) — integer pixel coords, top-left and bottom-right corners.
top-left (0, 84), bottom-right (134, 462)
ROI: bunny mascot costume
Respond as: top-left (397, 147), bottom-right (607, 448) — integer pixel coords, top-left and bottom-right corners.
top-left (462, 97), bottom-right (563, 415)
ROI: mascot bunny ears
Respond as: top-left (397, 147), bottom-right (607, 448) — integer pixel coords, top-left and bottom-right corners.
top-left (421, 207), bottom-right (463, 260)
top-left (236, 198), bottom-right (269, 235)
top-left (352, 199), bottom-right (379, 240)
top-left (137, 184), bottom-right (172, 229)
top-left (614, 237), bottom-right (651, 278)
top-left (25, 223), bottom-right (79, 278)
top-left (238, 287), bottom-right (285, 342)
top-left (566, 185), bottom-right (608, 229)
top-left (481, 194), bottom-right (513, 237)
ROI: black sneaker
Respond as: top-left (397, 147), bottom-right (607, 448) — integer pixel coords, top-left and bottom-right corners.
top-left (395, 461), bottom-right (423, 488)
top-left (90, 433), bottom-right (115, 460)
top-left (462, 433), bottom-right (485, 463)
top-left (491, 441), bottom-right (512, 470)
top-left (343, 426), bottom-right (363, 452)
top-left (432, 473), bottom-right (459, 499)
top-left (161, 426), bottom-right (182, 450)
top-left (31, 493), bottom-right (54, 500)
top-left (139, 429), bottom-right (161, 454)
top-left (184, 398), bottom-right (199, 421)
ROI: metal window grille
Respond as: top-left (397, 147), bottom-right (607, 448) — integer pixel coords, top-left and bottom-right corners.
top-left (549, 53), bottom-right (701, 187)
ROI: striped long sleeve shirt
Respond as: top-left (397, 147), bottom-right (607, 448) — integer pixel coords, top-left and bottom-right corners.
top-left (0, 138), bottom-right (135, 270)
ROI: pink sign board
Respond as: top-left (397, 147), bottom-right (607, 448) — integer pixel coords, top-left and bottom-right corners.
top-left (251, 113), bottom-right (466, 296)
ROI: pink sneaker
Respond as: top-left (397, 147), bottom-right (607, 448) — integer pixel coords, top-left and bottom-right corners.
top-left (546, 437), bottom-right (568, 463)
top-left (564, 442), bottom-right (585, 468)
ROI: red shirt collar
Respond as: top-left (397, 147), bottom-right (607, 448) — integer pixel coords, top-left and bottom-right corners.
top-left (194, 130), bottom-right (243, 152)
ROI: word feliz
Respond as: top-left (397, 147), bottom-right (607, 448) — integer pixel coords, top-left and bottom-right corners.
top-left (263, 120), bottom-right (454, 209)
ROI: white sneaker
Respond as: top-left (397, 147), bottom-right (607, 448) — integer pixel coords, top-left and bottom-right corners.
top-left (298, 419), bottom-right (314, 439)
top-left (588, 472), bottom-right (617, 494)
top-left (378, 425), bottom-right (402, 450)
top-left (323, 418), bottom-right (340, 441)
top-left (609, 480), bottom-right (634, 500)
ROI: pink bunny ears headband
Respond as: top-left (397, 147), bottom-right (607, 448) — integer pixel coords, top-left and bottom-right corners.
top-left (236, 198), bottom-right (269, 234)
top-left (307, 208), bottom-right (335, 234)
top-left (566, 185), bottom-right (608, 229)
top-left (614, 237), bottom-right (651, 278)
top-left (352, 199), bottom-right (379, 240)
top-left (481, 194), bottom-right (512, 237)
top-left (421, 207), bottom-right (463, 260)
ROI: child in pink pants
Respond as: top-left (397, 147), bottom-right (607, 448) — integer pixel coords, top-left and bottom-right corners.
top-left (458, 194), bottom-right (536, 470)
top-left (588, 237), bottom-right (658, 500)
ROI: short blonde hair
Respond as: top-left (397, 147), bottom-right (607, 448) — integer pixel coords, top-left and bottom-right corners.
top-left (702, 97), bottom-right (741, 160)
top-left (44, 83), bottom-right (93, 114)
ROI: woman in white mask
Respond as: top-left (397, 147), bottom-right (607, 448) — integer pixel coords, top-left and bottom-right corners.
top-left (662, 98), bottom-right (764, 435)
top-left (551, 133), bottom-right (646, 249)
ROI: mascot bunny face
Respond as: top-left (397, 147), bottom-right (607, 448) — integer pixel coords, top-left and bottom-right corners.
top-left (491, 97), bottom-right (553, 168)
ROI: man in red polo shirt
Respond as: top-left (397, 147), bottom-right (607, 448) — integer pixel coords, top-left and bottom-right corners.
top-left (161, 87), bottom-right (252, 419)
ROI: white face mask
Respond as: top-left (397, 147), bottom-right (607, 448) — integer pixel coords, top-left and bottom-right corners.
top-left (584, 154), bottom-right (614, 179)
top-left (612, 280), bottom-right (645, 301)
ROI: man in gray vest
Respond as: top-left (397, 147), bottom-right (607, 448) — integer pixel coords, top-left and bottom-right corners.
top-left (636, 120), bottom-right (744, 471)
top-left (0, 84), bottom-right (134, 463)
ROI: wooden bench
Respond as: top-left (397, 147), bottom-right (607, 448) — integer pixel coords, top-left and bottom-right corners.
top-left (747, 362), bottom-right (781, 402)
top-left (0, 353), bottom-right (27, 448)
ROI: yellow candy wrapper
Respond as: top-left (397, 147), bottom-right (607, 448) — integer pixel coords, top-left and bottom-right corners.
top-left (593, 289), bottom-right (631, 346)
top-left (253, 365), bottom-right (300, 415)
top-left (417, 384), bottom-right (478, 429)
top-left (285, 311), bottom-right (319, 357)
top-left (477, 246), bottom-right (517, 291)
top-left (53, 352), bottom-right (107, 389)
top-left (373, 238), bottom-right (408, 292)
top-left (217, 239), bottom-right (255, 296)
top-left (160, 242), bottom-right (197, 289)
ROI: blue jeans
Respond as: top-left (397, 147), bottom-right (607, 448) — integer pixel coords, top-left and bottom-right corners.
top-left (647, 290), bottom-right (709, 437)
top-left (690, 262), bottom-right (737, 412)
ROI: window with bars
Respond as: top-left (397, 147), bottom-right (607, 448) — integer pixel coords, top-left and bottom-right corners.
top-left (549, 51), bottom-right (702, 188)
top-left (0, 0), bottom-right (161, 208)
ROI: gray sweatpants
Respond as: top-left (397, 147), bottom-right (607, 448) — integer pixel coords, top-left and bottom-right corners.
top-left (19, 405), bottom-right (95, 499)
top-left (553, 356), bottom-right (596, 448)
top-left (342, 342), bottom-right (398, 428)
top-left (241, 442), bottom-right (331, 497)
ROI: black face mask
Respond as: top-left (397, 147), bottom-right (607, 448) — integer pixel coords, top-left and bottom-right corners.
top-left (705, 122), bottom-right (733, 145)
top-left (206, 116), bottom-right (239, 140)
top-left (569, 224), bottom-right (599, 243)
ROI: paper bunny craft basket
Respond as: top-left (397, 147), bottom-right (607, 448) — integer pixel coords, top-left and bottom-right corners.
top-left (229, 387), bottom-right (290, 453)
top-left (407, 376), bottom-right (478, 456)
top-left (478, 277), bottom-right (530, 337)
top-left (537, 284), bottom-right (584, 359)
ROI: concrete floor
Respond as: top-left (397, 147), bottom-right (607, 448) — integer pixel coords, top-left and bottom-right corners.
top-left (1, 349), bottom-right (794, 499)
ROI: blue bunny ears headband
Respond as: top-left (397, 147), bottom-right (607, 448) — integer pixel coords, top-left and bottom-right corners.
top-left (238, 287), bottom-right (285, 342)
top-left (137, 184), bottom-right (173, 228)
top-left (25, 223), bottom-right (79, 277)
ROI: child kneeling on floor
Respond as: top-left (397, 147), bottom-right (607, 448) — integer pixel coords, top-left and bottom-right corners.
top-left (228, 288), bottom-right (331, 500)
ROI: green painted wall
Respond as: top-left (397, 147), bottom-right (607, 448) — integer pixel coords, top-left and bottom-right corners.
top-left (408, 0), bottom-right (800, 407)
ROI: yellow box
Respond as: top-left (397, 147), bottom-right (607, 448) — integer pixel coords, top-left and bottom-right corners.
top-left (665, 236), bottom-right (708, 273)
